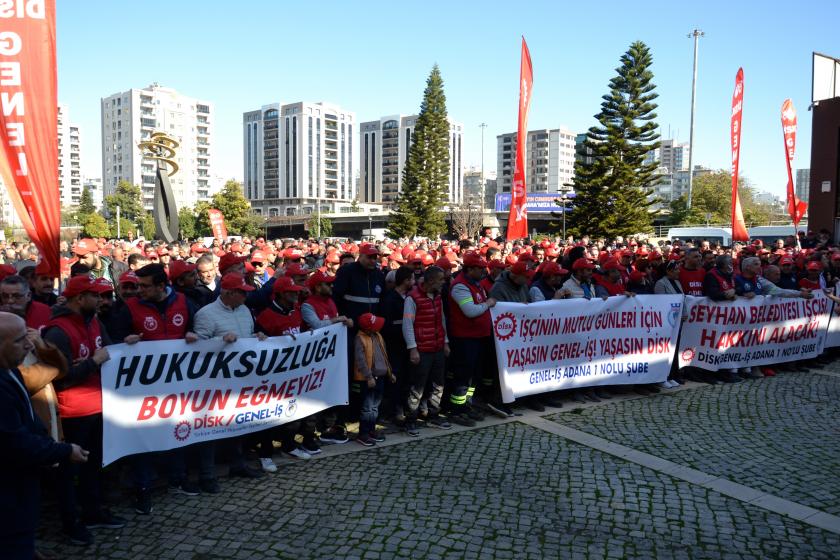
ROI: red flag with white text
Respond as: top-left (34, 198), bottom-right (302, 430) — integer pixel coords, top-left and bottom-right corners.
top-left (781, 99), bottom-right (807, 225)
top-left (207, 209), bottom-right (229, 241)
top-left (0, 0), bottom-right (60, 275)
top-left (507, 37), bottom-right (533, 241)
top-left (730, 68), bottom-right (749, 242)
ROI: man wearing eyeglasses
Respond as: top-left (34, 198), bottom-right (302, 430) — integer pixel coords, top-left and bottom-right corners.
top-left (0, 275), bottom-right (51, 330)
top-left (110, 263), bottom-right (202, 512)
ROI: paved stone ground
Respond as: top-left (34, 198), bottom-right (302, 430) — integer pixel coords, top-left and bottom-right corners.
top-left (36, 419), bottom-right (840, 559)
top-left (547, 371), bottom-right (840, 516)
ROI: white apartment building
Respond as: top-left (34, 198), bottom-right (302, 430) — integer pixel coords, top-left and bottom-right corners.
top-left (58, 104), bottom-right (83, 207)
top-left (359, 115), bottom-right (463, 205)
top-left (463, 167), bottom-right (497, 209)
top-left (496, 127), bottom-right (576, 195)
top-left (645, 139), bottom-right (690, 173)
top-left (244, 101), bottom-right (356, 217)
top-left (101, 83), bottom-right (217, 211)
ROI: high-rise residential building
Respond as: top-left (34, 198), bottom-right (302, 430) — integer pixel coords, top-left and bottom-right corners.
top-left (101, 83), bottom-right (217, 211)
top-left (463, 168), bottom-right (497, 209)
top-left (359, 115), bottom-right (463, 205)
top-left (796, 168), bottom-right (810, 204)
top-left (58, 104), bottom-right (83, 207)
top-left (84, 178), bottom-right (104, 210)
top-left (496, 127), bottom-right (576, 195)
top-left (244, 102), bottom-right (356, 217)
top-left (650, 165), bottom-right (712, 209)
top-left (644, 139), bottom-right (690, 173)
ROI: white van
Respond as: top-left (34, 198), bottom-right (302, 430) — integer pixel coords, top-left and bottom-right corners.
top-left (667, 227), bottom-right (732, 246)
top-left (748, 225), bottom-right (806, 245)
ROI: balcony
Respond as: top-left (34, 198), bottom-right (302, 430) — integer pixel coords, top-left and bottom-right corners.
top-left (196, 104), bottom-right (210, 114)
top-left (325, 150), bottom-right (337, 160)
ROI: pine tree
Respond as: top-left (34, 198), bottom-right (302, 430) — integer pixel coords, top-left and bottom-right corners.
top-left (78, 186), bottom-right (96, 221)
top-left (568, 41), bottom-right (660, 239)
top-left (387, 65), bottom-right (451, 239)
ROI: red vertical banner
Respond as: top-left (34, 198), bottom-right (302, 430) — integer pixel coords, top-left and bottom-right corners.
top-left (507, 37), bottom-right (533, 241)
top-left (207, 208), bottom-right (228, 241)
top-left (0, 0), bottom-right (60, 275)
top-left (730, 68), bottom-right (749, 242)
top-left (781, 99), bottom-right (807, 225)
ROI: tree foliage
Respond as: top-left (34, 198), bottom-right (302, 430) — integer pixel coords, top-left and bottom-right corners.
top-left (82, 213), bottom-right (110, 238)
top-left (140, 213), bottom-right (156, 239)
top-left (388, 65), bottom-right (451, 239)
top-left (306, 213), bottom-right (333, 238)
top-left (78, 186), bottom-right (96, 219)
top-left (567, 41), bottom-right (660, 239)
top-left (677, 171), bottom-right (778, 225)
top-left (178, 206), bottom-right (197, 240)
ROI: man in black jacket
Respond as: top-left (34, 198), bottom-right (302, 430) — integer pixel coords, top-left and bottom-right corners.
top-left (0, 312), bottom-right (89, 559)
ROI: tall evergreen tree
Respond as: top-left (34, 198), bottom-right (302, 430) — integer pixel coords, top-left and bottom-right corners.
top-left (387, 65), bottom-right (451, 239)
top-left (77, 186), bottom-right (96, 220)
top-left (567, 41), bottom-right (660, 239)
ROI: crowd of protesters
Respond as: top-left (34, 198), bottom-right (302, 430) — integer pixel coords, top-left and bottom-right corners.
top-left (2, 226), bottom-right (838, 558)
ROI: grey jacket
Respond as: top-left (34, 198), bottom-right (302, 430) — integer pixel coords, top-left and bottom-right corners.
top-left (489, 271), bottom-right (530, 303)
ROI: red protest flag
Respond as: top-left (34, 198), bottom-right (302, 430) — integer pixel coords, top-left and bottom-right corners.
top-left (507, 37), bottom-right (533, 241)
top-left (0, 0), bottom-right (61, 274)
top-left (207, 209), bottom-right (229, 241)
top-left (780, 99), bottom-right (807, 225)
top-left (730, 68), bottom-right (749, 242)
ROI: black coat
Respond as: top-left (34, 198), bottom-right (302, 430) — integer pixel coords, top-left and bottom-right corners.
top-left (0, 368), bottom-right (72, 536)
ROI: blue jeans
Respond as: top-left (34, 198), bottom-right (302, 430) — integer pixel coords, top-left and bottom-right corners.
top-left (359, 377), bottom-right (385, 435)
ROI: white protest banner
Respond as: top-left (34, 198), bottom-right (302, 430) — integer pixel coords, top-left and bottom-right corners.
top-left (677, 293), bottom-right (831, 371)
top-left (824, 284), bottom-right (840, 348)
top-left (491, 295), bottom-right (683, 403)
top-left (101, 323), bottom-right (347, 466)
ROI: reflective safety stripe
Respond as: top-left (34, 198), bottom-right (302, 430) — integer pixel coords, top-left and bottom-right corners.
top-left (457, 296), bottom-right (474, 306)
top-left (466, 387), bottom-right (475, 397)
top-left (344, 295), bottom-right (380, 304)
top-left (449, 394), bottom-right (467, 405)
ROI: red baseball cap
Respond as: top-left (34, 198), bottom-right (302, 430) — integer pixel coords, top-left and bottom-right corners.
top-left (119, 270), bottom-right (139, 285)
top-left (283, 247), bottom-right (305, 260)
top-left (779, 256), bottom-right (794, 266)
top-left (462, 251), bottom-right (489, 268)
top-left (169, 260), bottom-right (197, 280)
top-left (539, 261), bottom-right (567, 276)
top-left (435, 257), bottom-right (456, 270)
top-left (74, 238), bottom-right (98, 256)
top-left (358, 312), bottom-right (385, 332)
top-left (359, 244), bottom-right (380, 256)
top-left (62, 275), bottom-right (98, 297)
top-left (273, 276), bottom-right (305, 293)
top-left (92, 277), bottom-right (114, 294)
top-left (219, 253), bottom-right (248, 273)
top-left (325, 252), bottom-right (340, 264)
top-left (489, 260), bottom-right (507, 270)
top-left (572, 258), bottom-right (596, 270)
top-left (250, 251), bottom-right (267, 264)
top-left (603, 259), bottom-right (624, 271)
top-left (0, 264), bottom-right (17, 280)
top-left (220, 273), bottom-right (255, 291)
top-left (35, 260), bottom-right (52, 276)
top-left (806, 261), bottom-right (823, 271)
top-left (284, 263), bottom-right (310, 277)
top-left (306, 270), bottom-right (336, 288)
top-left (510, 261), bottom-right (533, 277)
top-left (190, 243), bottom-right (209, 254)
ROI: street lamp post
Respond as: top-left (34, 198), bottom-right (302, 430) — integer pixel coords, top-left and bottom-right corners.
top-left (686, 29), bottom-right (704, 210)
top-left (368, 215), bottom-right (372, 240)
top-left (559, 194), bottom-right (569, 240)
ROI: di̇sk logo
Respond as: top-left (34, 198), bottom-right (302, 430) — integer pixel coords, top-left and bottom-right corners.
top-left (494, 312), bottom-right (516, 341)
top-left (286, 399), bottom-right (298, 418)
top-left (174, 421), bottom-right (191, 441)
top-left (172, 313), bottom-right (184, 327)
top-left (681, 348), bottom-right (695, 362)
top-left (78, 343), bottom-right (90, 359)
top-left (144, 316), bottom-right (158, 331)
